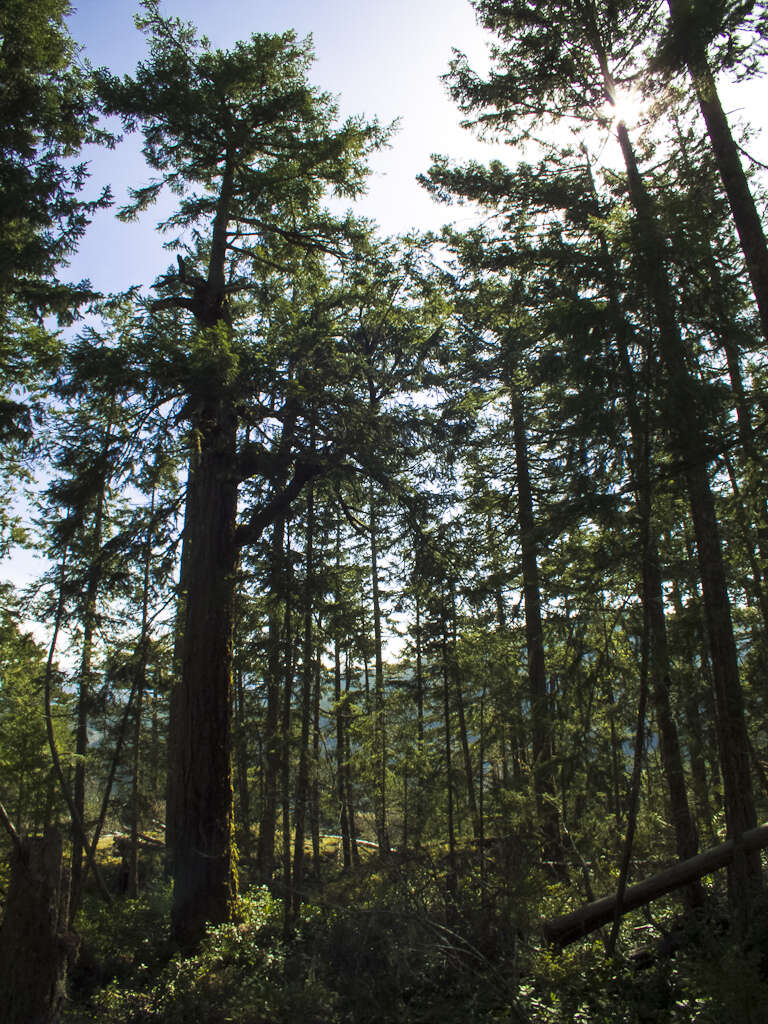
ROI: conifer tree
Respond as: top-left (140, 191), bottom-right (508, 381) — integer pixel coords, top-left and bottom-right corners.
top-left (444, 0), bottom-right (762, 904)
top-left (96, 2), bottom-right (394, 944)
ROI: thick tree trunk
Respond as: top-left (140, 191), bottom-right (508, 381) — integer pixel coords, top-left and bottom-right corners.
top-left (0, 828), bottom-right (77, 1024)
top-left (169, 396), bottom-right (239, 947)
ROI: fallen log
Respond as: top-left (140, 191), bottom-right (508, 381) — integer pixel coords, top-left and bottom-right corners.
top-left (542, 822), bottom-right (768, 948)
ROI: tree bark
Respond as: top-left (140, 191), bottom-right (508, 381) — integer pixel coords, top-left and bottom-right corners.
top-left (130, 478), bottom-right (156, 897)
top-left (234, 665), bottom-right (251, 864)
top-left (667, 0), bottom-right (768, 343)
top-left (344, 649), bottom-right (361, 867)
top-left (0, 828), bottom-right (77, 1024)
top-left (442, 601), bottom-right (458, 904)
top-left (584, 183), bottom-right (702, 899)
top-left (510, 385), bottom-right (559, 859)
top-left (257, 517), bottom-right (285, 882)
top-left (169, 395), bottom-right (239, 947)
top-left (369, 484), bottom-right (390, 854)
top-left (310, 633), bottom-right (322, 878)
top-left (616, 118), bottom-right (761, 900)
top-left (70, 424), bottom-right (110, 920)
top-left (292, 484), bottom-right (315, 916)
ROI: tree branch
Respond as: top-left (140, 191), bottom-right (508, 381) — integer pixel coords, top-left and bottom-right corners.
top-left (234, 457), bottom-right (329, 548)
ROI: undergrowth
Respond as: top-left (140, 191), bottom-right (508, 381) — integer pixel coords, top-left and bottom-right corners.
top-left (62, 861), bottom-right (768, 1024)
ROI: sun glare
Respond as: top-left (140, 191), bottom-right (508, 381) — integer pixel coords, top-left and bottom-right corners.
top-left (603, 87), bottom-right (645, 129)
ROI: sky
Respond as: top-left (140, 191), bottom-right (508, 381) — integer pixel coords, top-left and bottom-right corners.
top-left (63, 0), bottom-right (504, 296)
top-left (5, 0), bottom-right (767, 601)
top-left (61, 0), bottom-right (768, 296)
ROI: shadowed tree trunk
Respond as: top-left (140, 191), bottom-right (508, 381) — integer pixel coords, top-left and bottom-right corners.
top-left (510, 385), bottom-right (560, 862)
top-left (583, 169), bottom-right (703, 903)
top-left (257, 517), bottom-right (286, 882)
top-left (292, 484), bottom-right (315, 916)
top-left (614, 116), bottom-right (761, 901)
top-left (169, 394), bottom-right (239, 947)
top-left (667, 0), bottom-right (768, 343)
top-left (369, 484), bottom-right (391, 855)
top-left (70, 419), bottom-right (112, 921)
top-left (0, 823), bottom-right (77, 1024)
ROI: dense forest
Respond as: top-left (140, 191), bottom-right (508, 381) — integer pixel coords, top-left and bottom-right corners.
top-left (2, 0), bottom-right (768, 1020)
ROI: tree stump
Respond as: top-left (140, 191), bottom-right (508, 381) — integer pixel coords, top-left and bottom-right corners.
top-left (0, 827), bottom-right (79, 1023)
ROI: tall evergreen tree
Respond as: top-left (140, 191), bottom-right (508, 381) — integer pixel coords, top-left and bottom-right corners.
top-left (96, 2), bottom-right (394, 944)
top-left (444, 0), bottom-right (762, 904)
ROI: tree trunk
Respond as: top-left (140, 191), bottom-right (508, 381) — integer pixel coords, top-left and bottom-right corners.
top-left (310, 633), bottom-right (322, 878)
top-left (280, 533), bottom-right (295, 931)
top-left (413, 592), bottom-right (426, 849)
top-left (442, 603), bottom-right (458, 905)
top-left (257, 517), bottom-right (285, 882)
top-left (607, 571), bottom-right (651, 955)
top-left (129, 478), bottom-right (156, 897)
top-left (234, 666), bottom-right (251, 864)
top-left (369, 484), bottom-right (390, 854)
top-left (616, 119), bottom-right (761, 900)
top-left (344, 650), bottom-right (361, 867)
top-left (335, 636), bottom-right (351, 870)
top-left (0, 828), bottom-right (77, 1024)
top-left (667, 0), bottom-right (768, 343)
top-left (584, 149), bottom-right (701, 887)
top-left (70, 430), bottom-right (110, 921)
top-left (169, 396), bottom-right (239, 947)
top-left (292, 485), bottom-right (315, 916)
top-left (543, 822), bottom-right (768, 948)
top-left (510, 386), bottom-right (559, 859)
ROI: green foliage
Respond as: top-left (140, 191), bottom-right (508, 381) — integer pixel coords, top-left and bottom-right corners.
top-left (68, 883), bottom-right (532, 1024)
top-left (71, 881), bottom-right (174, 1000)
top-left (0, 0), bottom-right (108, 312)
top-left (65, 882), bottom-right (768, 1024)
top-left (0, 594), bottom-right (69, 833)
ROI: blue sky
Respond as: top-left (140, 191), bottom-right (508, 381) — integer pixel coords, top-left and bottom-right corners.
top-left (62, 1), bottom-right (767, 297)
top-left (4, 1), bottom-right (767, 597)
top-left (64, 0), bottom-right (500, 295)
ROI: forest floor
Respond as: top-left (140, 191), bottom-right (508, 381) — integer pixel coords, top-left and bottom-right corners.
top-left (59, 835), bottom-right (768, 1023)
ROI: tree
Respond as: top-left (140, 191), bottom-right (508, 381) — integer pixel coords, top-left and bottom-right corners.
top-left (0, 592), bottom-right (67, 835)
top-left (96, 2), bottom-right (392, 945)
top-left (0, 0), bottom-right (109, 440)
top-left (659, 0), bottom-right (768, 342)
top-left (444, 0), bottom-right (762, 908)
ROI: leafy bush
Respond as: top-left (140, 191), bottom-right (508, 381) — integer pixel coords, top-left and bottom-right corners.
top-left (68, 881), bottom-right (174, 1003)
